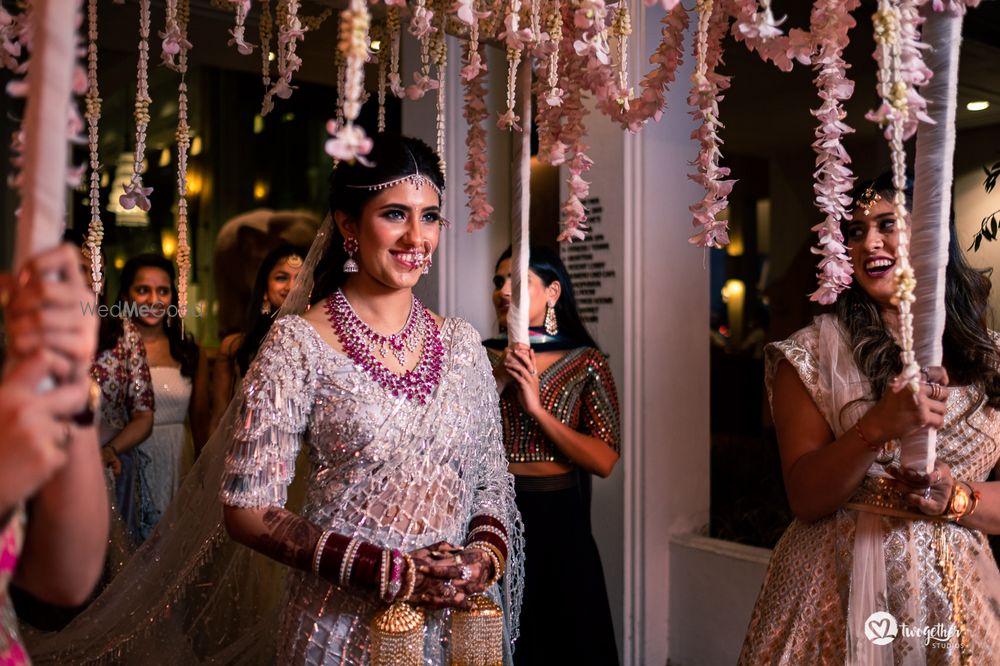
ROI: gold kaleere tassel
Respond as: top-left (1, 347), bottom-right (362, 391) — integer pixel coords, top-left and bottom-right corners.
top-left (450, 595), bottom-right (504, 666)
top-left (370, 602), bottom-right (425, 666)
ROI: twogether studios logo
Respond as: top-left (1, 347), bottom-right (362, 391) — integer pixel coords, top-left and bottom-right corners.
top-left (864, 611), bottom-right (899, 646)
top-left (864, 611), bottom-right (957, 648)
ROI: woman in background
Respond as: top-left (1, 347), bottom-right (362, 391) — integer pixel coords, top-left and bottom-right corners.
top-left (486, 245), bottom-right (620, 665)
top-left (209, 244), bottom-right (306, 435)
top-left (116, 254), bottom-right (206, 537)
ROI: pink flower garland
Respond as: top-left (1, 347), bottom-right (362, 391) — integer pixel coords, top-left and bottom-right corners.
top-left (687, 0), bottom-right (734, 249)
top-left (807, 0), bottom-right (860, 304)
top-left (262, 0), bottom-right (304, 115)
top-left (161, 0), bottom-right (192, 69)
top-left (594, 4), bottom-right (688, 133)
top-left (226, 0), bottom-right (255, 55)
top-left (463, 40), bottom-right (493, 231)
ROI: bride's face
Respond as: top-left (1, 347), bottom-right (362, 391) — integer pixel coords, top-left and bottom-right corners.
top-left (342, 180), bottom-right (442, 291)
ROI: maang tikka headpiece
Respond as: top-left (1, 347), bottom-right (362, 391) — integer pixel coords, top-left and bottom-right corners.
top-left (856, 185), bottom-right (882, 216)
top-left (344, 147), bottom-right (443, 198)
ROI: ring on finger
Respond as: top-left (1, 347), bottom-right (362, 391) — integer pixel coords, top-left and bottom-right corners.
top-left (923, 486), bottom-right (932, 500)
top-left (460, 565), bottom-right (473, 581)
top-left (454, 554), bottom-right (463, 566)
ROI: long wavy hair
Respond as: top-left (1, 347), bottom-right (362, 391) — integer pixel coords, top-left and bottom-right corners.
top-left (235, 243), bottom-right (309, 375)
top-left (495, 245), bottom-right (600, 350)
top-left (311, 135), bottom-right (445, 304)
top-left (115, 253), bottom-right (199, 379)
top-left (837, 173), bottom-right (1000, 406)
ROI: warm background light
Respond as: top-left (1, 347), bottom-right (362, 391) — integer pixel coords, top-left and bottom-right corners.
top-left (186, 169), bottom-right (203, 196)
top-left (966, 100), bottom-right (990, 112)
top-left (161, 230), bottom-right (178, 259)
top-left (253, 179), bottom-right (269, 201)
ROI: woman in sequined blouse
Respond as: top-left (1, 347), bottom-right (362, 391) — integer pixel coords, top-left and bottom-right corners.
top-left (740, 174), bottom-right (1000, 665)
top-left (220, 135), bottom-right (523, 665)
top-left (485, 245), bottom-right (621, 665)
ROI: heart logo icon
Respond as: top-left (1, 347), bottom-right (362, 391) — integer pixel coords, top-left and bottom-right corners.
top-left (868, 619), bottom-right (889, 638)
top-left (863, 611), bottom-right (898, 645)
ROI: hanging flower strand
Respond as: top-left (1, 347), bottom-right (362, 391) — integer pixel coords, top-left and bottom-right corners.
top-left (324, 0), bottom-right (373, 165)
top-left (85, 0), bottom-right (105, 293)
top-left (174, 0), bottom-right (193, 321)
top-left (405, 0), bottom-right (439, 100)
top-left (807, 0), bottom-right (860, 304)
top-left (387, 6), bottom-right (403, 97)
top-left (227, 0), bottom-right (255, 55)
top-left (463, 40), bottom-right (493, 230)
top-left (262, 0), bottom-right (305, 116)
top-left (687, 0), bottom-right (734, 249)
top-left (260, 0), bottom-right (273, 88)
top-left (542, 1), bottom-right (562, 107)
top-left (497, 0), bottom-right (532, 130)
top-left (458, 0), bottom-right (489, 81)
top-left (160, 0), bottom-right (192, 70)
top-left (872, 0), bottom-right (922, 390)
top-left (611, 2), bottom-right (633, 110)
top-left (120, 0), bottom-right (154, 213)
top-left (432, 4), bottom-right (448, 178)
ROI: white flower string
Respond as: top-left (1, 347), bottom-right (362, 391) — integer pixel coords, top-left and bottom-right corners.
top-left (262, 0), bottom-right (304, 116)
top-left (85, 0), bottom-right (105, 293)
top-left (161, 0), bottom-right (192, 70)
top-left (611, 2), bottom-right (632, 111)
top-left (807, 0), bottom-right (860, 305)
top-left (324, 0), bottom-right (373, 164)
top-left (542, 1), bottom-right (562, 107)
top-left (872, 0), bottom-right (922, 391)
top-left (497, 0), bottom-right (530, 130)
top-left (260, 0), bottom-right (273, 88)
top-left (174, 0), bottom-right (193, 322)
top-left (432, 3), bottom-right (447, 178)
top-left (374, 24), bottom-right (387, 132)
top-left (405, 0), bottom-right (439, 101)
top-left (120, 0), bottom-right (153, 213)
top-left (687, 0), bottom-right (734, 249)
top-left (387, 6), bottom-right (403, 98)
top-left (227, 0), bottom-right (255, 55)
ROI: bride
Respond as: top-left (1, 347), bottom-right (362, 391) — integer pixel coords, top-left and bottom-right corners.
top-left (26, 135), bottom-right (523, 666)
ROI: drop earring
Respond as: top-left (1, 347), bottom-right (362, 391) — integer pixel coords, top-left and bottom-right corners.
top-left (261, 297), bottom-right (272, 315)
top-left (343, 237), bottom-right (359, 273)
top-left (544, 302), bottom-right (558, 336)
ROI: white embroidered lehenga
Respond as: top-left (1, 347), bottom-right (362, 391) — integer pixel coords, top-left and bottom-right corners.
top-left (220, 314), bottom-right (523, 664)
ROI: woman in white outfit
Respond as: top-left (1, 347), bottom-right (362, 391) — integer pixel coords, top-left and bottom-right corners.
top-left (116, 254), bottom-right (207, 538)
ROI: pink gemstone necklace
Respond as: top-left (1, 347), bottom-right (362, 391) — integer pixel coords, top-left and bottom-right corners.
top-left (326, 289), bottom-right (444, 404)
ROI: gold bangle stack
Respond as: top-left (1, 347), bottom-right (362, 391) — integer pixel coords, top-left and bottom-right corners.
top-left (467, 541), bottom-right (505, 588)
top-left (399, 553), bottom-right (416, 602)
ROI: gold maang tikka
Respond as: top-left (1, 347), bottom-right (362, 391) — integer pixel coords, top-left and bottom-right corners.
top-left (857, 185), bottom-right (882, 216)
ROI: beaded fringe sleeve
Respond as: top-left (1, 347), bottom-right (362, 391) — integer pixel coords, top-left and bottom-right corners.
top-left (219, 316), bottom-right (316, 509)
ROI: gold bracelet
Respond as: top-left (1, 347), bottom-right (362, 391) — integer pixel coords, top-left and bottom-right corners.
top-left (468, 541), bottom-right (504, 587)
top-left (400, 553), bottom-right (417, 602)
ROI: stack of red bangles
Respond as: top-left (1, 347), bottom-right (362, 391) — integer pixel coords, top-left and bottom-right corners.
top-left (465, 514), bottom-right (509, 587)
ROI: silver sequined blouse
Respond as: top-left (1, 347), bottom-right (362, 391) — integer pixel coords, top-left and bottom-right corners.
top-left (220, 315), bottom-right (522, 665)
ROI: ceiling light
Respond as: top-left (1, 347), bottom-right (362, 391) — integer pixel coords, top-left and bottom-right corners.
top-left (966, 100), bottom-right (990, 112)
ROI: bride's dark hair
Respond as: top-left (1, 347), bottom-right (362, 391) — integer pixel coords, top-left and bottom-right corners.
top-left (836, 173), bottom-right (1000, 406)
top-left (311, 134), bottom-right (444, 303)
